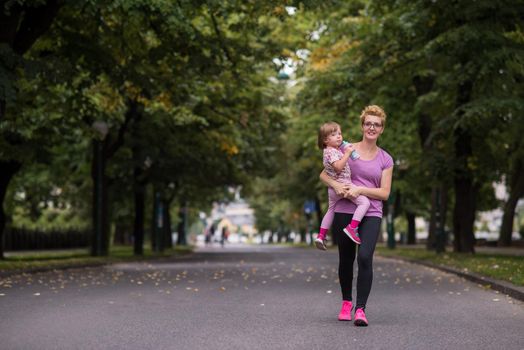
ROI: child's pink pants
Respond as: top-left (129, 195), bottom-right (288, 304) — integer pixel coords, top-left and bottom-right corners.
top-left (320, 187), bottom-right (370, 230)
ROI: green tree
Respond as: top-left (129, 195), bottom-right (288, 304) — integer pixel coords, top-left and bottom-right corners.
top-left (294, 0), bottom-right (524, 253)
top-left (0, 0), bottom-right (68, 258)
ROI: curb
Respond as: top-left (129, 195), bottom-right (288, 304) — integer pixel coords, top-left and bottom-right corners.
top-left (378, 255), bottom-right (524, 302)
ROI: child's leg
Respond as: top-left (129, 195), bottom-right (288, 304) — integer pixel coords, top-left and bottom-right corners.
top-left (348, 195), bottom-right (370, 228)
top-left (319, 188), bottom-right (343, 239)
top-left (342, 195), bottom-right (370, 244)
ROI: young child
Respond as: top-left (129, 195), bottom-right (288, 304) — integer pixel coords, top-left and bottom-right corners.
top-left (315, 121), bottom-right (370, 250)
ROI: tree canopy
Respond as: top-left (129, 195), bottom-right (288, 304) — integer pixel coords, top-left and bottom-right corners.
top-left (1, 0), bottom-right (523, 257)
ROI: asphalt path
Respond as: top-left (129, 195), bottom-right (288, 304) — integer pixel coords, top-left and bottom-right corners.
top-left (0, 245), bottom-right (523, 350)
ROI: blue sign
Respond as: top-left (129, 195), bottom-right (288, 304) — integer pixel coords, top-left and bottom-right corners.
top-left (304, 200), bottom-right (316, 214)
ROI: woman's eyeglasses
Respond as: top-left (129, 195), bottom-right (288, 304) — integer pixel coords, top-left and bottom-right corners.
top-left (363, 122), bottom-right (383, 129)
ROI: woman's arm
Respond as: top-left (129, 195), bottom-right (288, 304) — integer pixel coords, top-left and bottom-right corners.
top-left (319, 170), bottom-right (350, 196)
top-left (347, 167), bottom-right (393, 201)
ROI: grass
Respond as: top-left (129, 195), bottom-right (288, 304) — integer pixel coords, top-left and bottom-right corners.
top-left (376, 246), bottom-right (524, 286)
top-left (0, 245), bottom-right (194, 272)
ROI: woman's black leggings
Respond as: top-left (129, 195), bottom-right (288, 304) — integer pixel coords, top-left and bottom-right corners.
top-left (332, 213), bottom-right (382, 310)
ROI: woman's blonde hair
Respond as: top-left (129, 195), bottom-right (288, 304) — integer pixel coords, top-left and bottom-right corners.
top-left (317, 121), bottom-right (340, 150)
top-left (359, 105), bottom-right (386, 127)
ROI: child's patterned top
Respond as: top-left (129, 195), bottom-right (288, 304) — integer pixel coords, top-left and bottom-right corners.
top-left (323, 146), bottom-right (352, 185)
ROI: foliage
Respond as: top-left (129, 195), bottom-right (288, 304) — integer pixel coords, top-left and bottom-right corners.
top-left (2, 1), bottom-right (523, 250)
top-left (2, 0), bottom-right (294, 243)
top-left (248, 0), bottom-right (524, 248)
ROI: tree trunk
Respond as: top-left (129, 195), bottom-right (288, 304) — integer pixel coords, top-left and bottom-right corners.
top-left (413, 75), bottom-right (434, 149)
top-left (0, 160), bottom-right (22, 259)
top-left (413, 75), bottom-right (444, 251)
top-left (91, 100), bottom-right (135, 256)
top-left (439, 188), bottom-right (448, 247)
top-left (452, 80), bottom-right (476, 253)
top-left (427, 187), bottom-right (438, 249)
top-left (133, 172), bottom-right (146, 256)
top-left (453, 175), bottom-right (477, 253)
top-left (499, 158), bottom-right (524, 246)
top-left (427, 185), bottom-right (448, 249)
top-left (91, 139), bottom-right (109, 256)
top-left (406, 212), bottom-right (416, 244)
top-left (176, 201), bottom-right (188, 246)
top-left (163, 198), bottom-right (173, 249)
top-left (499, 195), bottom-right (520, 247)
top-left (151, 190), bottom-right (160, 252)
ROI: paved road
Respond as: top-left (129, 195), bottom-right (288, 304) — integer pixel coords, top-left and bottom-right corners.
top-left (0, 245), bottom-right (522, 350)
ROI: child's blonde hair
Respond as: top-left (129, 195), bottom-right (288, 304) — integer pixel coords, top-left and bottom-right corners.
top-left (359, 105), bottom-right (387, 127)
top-left (317, 121), bottom-right (340, 150)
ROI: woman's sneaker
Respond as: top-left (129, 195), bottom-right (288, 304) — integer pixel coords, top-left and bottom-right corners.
top-left (354, 308), bottom-right (368, 326)
top-left (338, 301), bottom-right (353, 321)
top-left (343, 226), bottom-right (361, 245)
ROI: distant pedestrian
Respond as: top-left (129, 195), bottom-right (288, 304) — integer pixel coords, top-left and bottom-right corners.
top-left (319, 105), bottom-right (393, 326)
top-left (204, 226), bottom-right (211, 245)
top-left (210, 223), bottom-right (216, 243)
top-left (203, 223), bottom-right (211, 245)
top-left (204, 223), bottom-right (217, 245)
top-left (220, 226), bottom-right (229, 247)
top-left (315, 121), bottom-right (370, 250)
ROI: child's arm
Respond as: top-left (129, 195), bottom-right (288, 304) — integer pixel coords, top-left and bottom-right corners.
top-left (331, 145), bottom-right (354, 173)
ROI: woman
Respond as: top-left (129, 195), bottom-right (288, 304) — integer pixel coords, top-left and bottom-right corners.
top-left (319, 105), bottom-right (393, 327)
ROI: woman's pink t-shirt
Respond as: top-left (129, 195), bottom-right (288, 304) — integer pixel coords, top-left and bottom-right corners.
top-left (334, 147), bottom-right (394, 218)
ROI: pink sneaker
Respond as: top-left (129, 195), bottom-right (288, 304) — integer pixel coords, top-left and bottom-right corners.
top-left (314, 237), bottom-right (327, 251)
top-left (354, 308), bottom-right (368, 326)
top-left (338, 300), bottom-right (352, 321)
top-left (343, 226), bottom-right (361, 245)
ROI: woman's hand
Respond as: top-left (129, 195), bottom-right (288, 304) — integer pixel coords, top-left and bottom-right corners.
top-left (320, 170), bottom-right (350, 196)
top-left (345, 185), bottom-right (362, 199)
top-left (332, 182), bottom-right (350, 196)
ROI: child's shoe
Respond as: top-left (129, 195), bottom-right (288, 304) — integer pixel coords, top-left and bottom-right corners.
top-left (354, 308), bottom-right (368, 326)
top-left (314, 236), bottom-right (327, 251)
top-left (343, 226), bottom-right (361, 245)
top-left (338, 300), bottom-right (352, 321)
